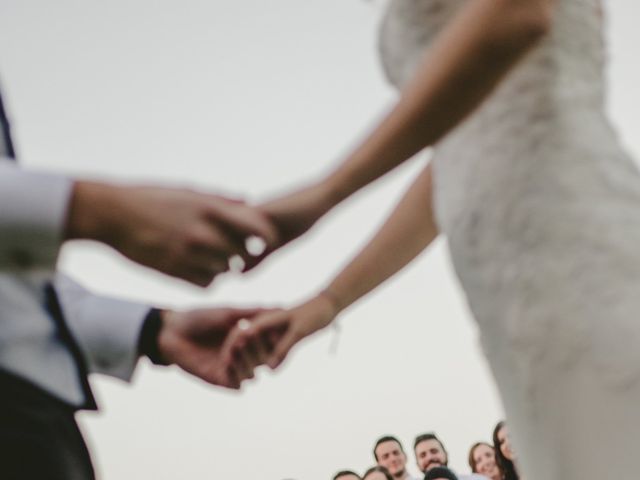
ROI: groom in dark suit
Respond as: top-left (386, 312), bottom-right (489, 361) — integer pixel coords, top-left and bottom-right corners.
top-left (0, 86), bottom-right (274, 479)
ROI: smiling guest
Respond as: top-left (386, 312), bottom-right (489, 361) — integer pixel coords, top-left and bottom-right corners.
top-left (468, 442), bottom-right (501, 480)
top-left (414, 433), bottom-right (487, 480)
top-left (374, 436), bottom-right (421, 480)
top-left (493, 422), bottom-right (521, 480)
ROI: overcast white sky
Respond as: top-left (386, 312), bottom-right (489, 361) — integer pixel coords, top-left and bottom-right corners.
top-left (1, 1), bottom-right (639, 479)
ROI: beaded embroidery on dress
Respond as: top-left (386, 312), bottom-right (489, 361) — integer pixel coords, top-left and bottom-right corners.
top-left (378, 1), bottom-right (640, 478)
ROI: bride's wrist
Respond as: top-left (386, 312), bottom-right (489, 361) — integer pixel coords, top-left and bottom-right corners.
top-left (317, 287), bottom-right (343, 318)
top-left (319, 173), bottom-right (350, 211)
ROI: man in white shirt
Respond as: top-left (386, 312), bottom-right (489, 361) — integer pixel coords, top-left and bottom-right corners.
top-left (413, 433), bottom-right (488, 480)
top-left (0, 88), bottom-right (276, 479)
top-left (373, 436), bottom-right (422, 480)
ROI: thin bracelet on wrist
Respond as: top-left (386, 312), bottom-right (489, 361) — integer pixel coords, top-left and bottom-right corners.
top-left (319, 287), bottom-right (342, 316)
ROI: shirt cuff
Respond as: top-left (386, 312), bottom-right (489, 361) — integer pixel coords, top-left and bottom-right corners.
top-left (54, 273), bottom-right (151, 382)
top-left (137, 308), bottom-right (170, 366)
top-left (0, 160), bottom-right (73, 271)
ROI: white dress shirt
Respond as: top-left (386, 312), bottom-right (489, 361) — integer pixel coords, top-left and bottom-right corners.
top-left (0, 157), bottom-right (149, 407)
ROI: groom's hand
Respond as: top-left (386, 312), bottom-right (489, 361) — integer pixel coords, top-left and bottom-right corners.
top-left (66, 181), bottom-right (278, 287)
top-left (155, 307), bottom-right (266, 389)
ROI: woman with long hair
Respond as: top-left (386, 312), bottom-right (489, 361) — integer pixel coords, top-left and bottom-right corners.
top-left (468, 442), bottom-right (502, 480)
top-left (221, 1), bottom-right (640, 478)
top-left (492, 422), bottom-right (519, 480)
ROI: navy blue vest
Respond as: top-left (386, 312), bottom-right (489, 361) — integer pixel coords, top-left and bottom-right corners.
top-left (0, 91), bottom-right (16, 159)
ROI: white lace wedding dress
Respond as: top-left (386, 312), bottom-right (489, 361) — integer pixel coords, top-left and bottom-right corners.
top-left (379, 1), bottom-right (640, 478)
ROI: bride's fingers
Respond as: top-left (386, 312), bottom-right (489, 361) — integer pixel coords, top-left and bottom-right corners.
top-left (231, 322), bottom-right (272, 373)
top-left (219, 310), bottom-right (290, 381)
top-left (249, 332), bottom-right (272, 367)
top-left (267, 331), bottom-right (299, 369)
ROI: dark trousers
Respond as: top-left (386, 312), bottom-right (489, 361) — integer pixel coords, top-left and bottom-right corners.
top-left (0, 371), bottom-right (95, 480)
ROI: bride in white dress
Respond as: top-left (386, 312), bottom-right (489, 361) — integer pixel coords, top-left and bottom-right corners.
top-left (221, 1), bottom-right (640, 478)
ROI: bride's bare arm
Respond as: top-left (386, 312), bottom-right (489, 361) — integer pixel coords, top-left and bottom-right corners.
top-left (324, 0), bottom-right (553, 203)
top-left (324, 163), bottom-right (438, 314)
top-left (222, 0), bottom-right (554, 377)
top-left (245, 0), bottom-right (553, 274)
top-left (221, 164), bottom-right (438, 374)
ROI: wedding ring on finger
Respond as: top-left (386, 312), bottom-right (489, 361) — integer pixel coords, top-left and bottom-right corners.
top-left (228, 254), bottom-right (245, 273)
top-left (246, 236), bottom-right (266, 256)
top-left (237, 318), bottom-right (252, 332)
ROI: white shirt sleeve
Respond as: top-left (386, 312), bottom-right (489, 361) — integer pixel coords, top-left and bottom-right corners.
top-left (53, 273), bottom-right (151, 382)
top-left (0, 160), bottom-right (73, 270)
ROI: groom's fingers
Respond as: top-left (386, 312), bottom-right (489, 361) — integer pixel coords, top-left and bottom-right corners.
top-left (229, 331), bottom-right (279, 382)
top-left (231, 323), bottom-right (262, 381)
top-left (221, 331), bottom-right (253, 382)
top-left (193, 224), bottom-right (247, 258)
top-left (199, 362), bottom-right (239, 390)
top-left (241, 248), bottom-right (272, 273)
top-left (237, 333), bottom-right (272, 375)
top-left (224, 308), bottom-right (266, 324)
top-left (234, 334), bottom-right (276, 382)
top-left (225, 365), bottom-right (242, 390)
top-left (234, 330), bottom-right (260, 381)
top-left (219, 322), bottom-right (249, 367)
top-left (205, 199), bottom-right (278, 248)
top-left (252, 332), bottom-right (273, 366)
top-left (174, 264), bottom-right (222, 287)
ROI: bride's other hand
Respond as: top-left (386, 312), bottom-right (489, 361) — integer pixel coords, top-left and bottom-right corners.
top-left (220, 293), bottom-right (339, 385)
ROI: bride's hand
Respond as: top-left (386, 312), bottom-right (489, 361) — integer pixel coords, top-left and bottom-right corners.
top-left (243, 181), bottom-right (337, 272)
top-left (219, 293), bottom-right (339, 385)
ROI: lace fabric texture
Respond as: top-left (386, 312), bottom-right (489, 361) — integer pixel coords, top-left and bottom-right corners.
top-left (378, 1), bottom-right (640, 478)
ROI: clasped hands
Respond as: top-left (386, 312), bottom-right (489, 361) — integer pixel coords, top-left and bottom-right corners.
top-left (65, 179), bottom-right (339, 389)
top-left (156, 291), bottom-right (338, 390)
top-left (153, 182), bottom-right (340, 389)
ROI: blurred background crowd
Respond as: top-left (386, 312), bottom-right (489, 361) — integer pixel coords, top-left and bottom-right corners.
top-left (331, 420), bottom-right (520, 480)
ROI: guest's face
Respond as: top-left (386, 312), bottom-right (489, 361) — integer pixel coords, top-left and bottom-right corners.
top-left (364, 473), bottom-right (388, 480)
top-left (337, 475), bottom-right (361, 480)
top-left (472, 444), bottom-right (500, 480)
top-left (497, 426), bottom-right (515, 461)
top-left (375, 441), bottom-right (407, 477)
top-left (415, 439), bottom-right (448, 472)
